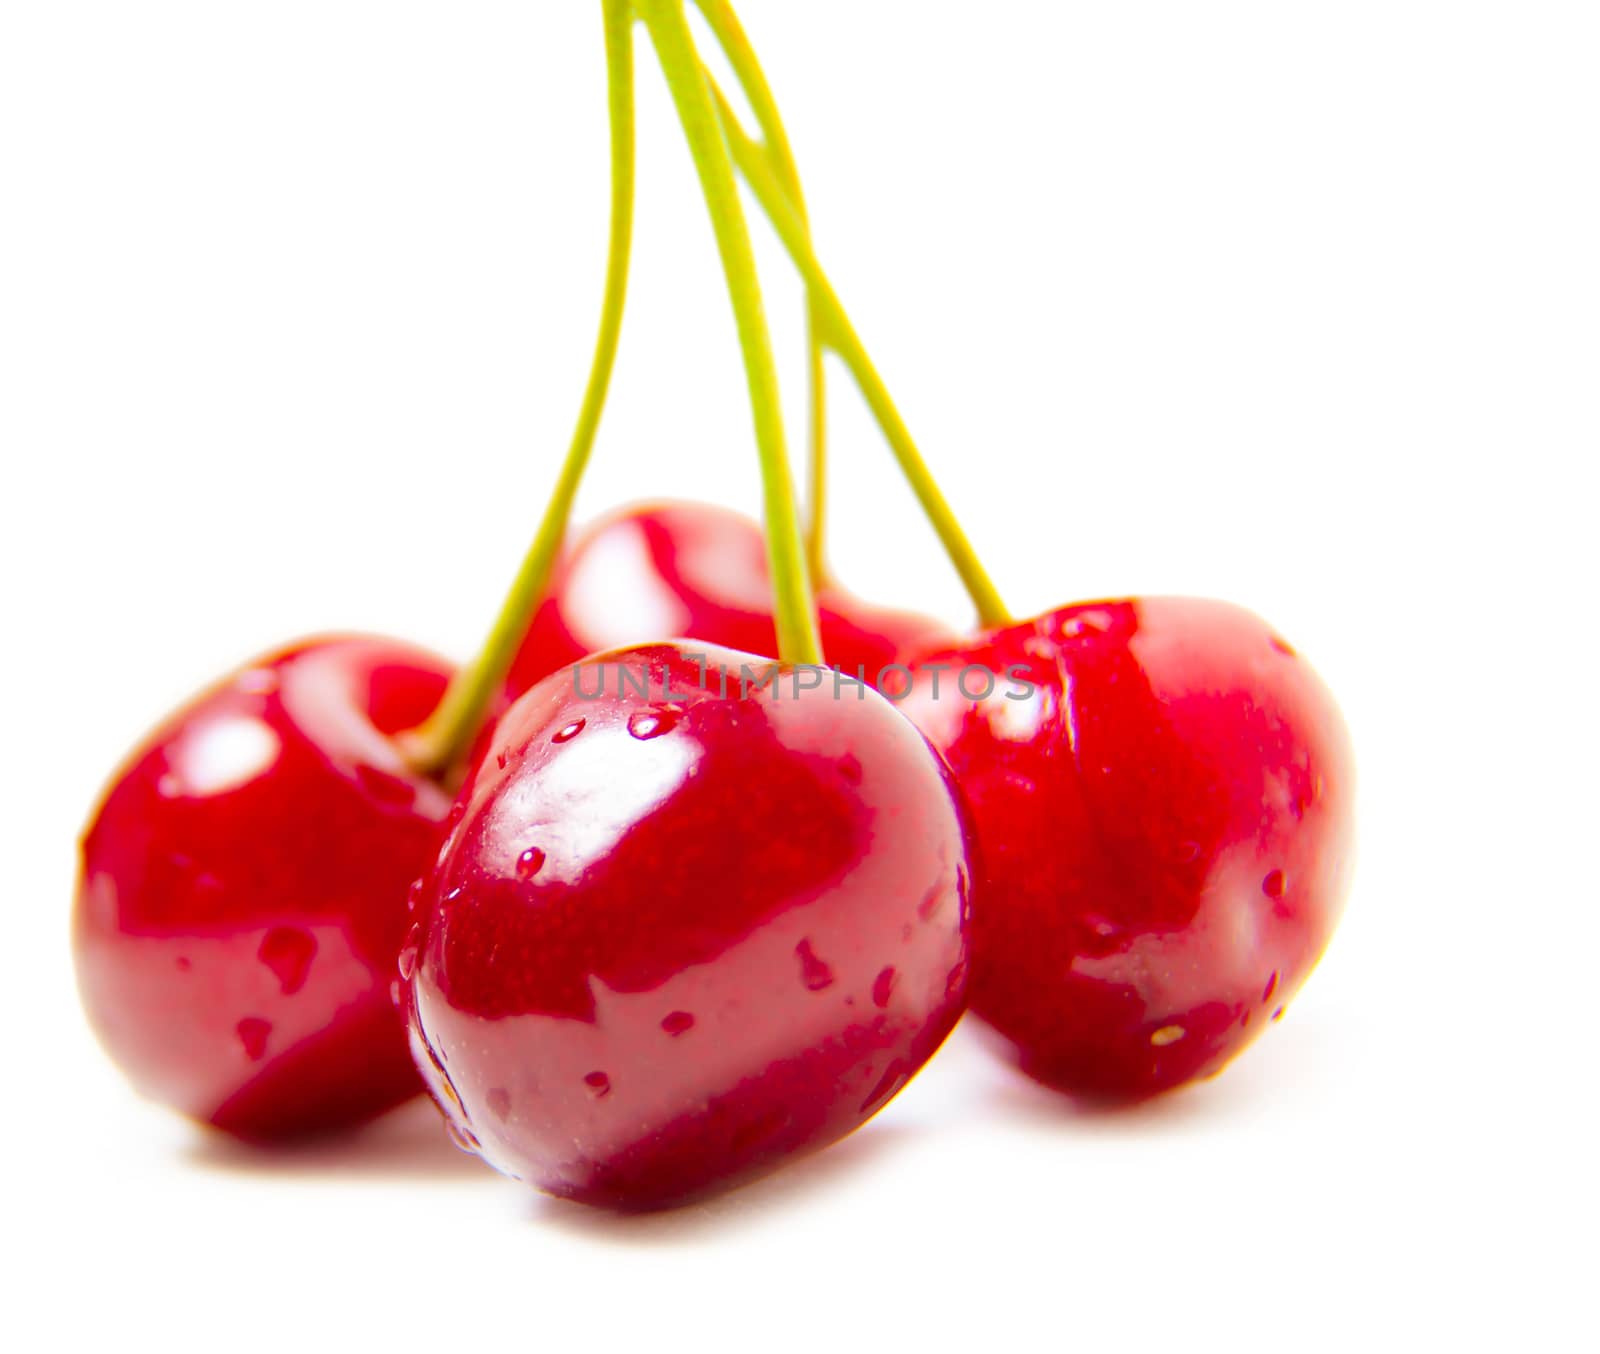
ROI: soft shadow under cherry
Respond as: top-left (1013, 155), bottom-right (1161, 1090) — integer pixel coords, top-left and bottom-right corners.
top-left (182, 1098), bottom-right (490, 1182)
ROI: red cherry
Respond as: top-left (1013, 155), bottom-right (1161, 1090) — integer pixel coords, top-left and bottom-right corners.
top-left (73, 635), bottom-right (456, 1139)
top-left (405, 640), bottom-right (972, 1208)
top-left (505, 501), bottom-right (949, 697)
top-left (901, 598), bottom-right (1354, 1100)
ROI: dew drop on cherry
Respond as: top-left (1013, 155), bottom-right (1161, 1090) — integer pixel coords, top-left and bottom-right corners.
top-left (627, 707), bottom-right (680, 741)
top-left (552, 718), bottom-right (586, 744)
top-left (236, 1017), bottom-right (271, 1061)
top-left (945, 957), bottom-right (970, 1002)
top-left (445, 1120), bottom-right (481, 1153)
top-left (516, 846), bottom-right (546, 880)
top-left (859, 1060), bottom-right (910, 1116)
top-left (872, 966), bottom-right (897, 1009)
top-left (1262, 868), bottom-right (1287, 899)
top-left (257, 926), bottom-right (316, 995)
top-left (660, 1010), bottom-right (695, 1036)
top-left (1262, 970), bottom-right (1279, 1003)
top-left (796, 938), bottom-right (835, 991)
top-left (397, 923), bottom-right (422, 981)
top-left (584, 1071), bottom-right (612, 1098)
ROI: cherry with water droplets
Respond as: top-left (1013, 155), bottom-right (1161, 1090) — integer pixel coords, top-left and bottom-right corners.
top-left (404, 641), bottom-right (972, 1209)
top-left (73, 635), bottom-right (457, 1139)
top-left (901, 597), bottom-right (1355, 1101)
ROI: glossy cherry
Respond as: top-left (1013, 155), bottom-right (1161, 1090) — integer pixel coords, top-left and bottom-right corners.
top-left (505, 500), bottom-right (949, 698)
top-left (901, 597), bottom-right (1354, 1101)
top-left (74, 635), bottom-right (456, 1139)
top-left (404, 640), bottom-right (972, 1209)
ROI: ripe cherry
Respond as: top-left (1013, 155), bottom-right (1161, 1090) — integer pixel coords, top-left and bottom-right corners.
top-left (74, 635), bottom-right (456, 1139)
top-left (404, 640), bottom-right (972, 1209)
top-left (901, 597), bottom-right (1354, 1101)
top-left (505, 501), bottom-right (949, 698)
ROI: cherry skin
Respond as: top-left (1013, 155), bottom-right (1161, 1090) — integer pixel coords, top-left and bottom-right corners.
top-left (74, 635), bottom-right (456, 1139)
top-left (404, 640), bottom-right (973, 1209)
top-left (505, 500), bottom-right (949, 698)
top-left (900, 597), bottom-right (1354, 1101)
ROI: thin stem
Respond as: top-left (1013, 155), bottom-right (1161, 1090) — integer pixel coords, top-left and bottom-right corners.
top-left (692, 0), bottom-right (830, 584)
top-left (636, 0), bottom-right (821, 665)
top-left (706, 77), bottom-right (1012, 628)
top-left (400, 0), bottom-right (638, 778)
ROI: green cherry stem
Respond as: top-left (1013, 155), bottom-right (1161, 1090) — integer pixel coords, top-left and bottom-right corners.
top-left (636, 0), bottom-right (821, 665)
top-left (706, 73), bottom-right (1012, 629)
top-left (400, 0), bottom-right (638, 780)
top-left (691, 0), bottom-right (831, 585)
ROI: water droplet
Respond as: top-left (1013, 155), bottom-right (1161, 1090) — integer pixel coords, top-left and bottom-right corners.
top-left (1269, 634), bottom-right (1297, 657)
top-left (1150, 1025), bottom-right (1186, 1047)
top-left (516, 846), bottom-right (546, 880)
top-left (837, 753), bottom-right (862, 786)
top-left (584, 1071), bottom-right (611, 1098)
top-left (1056, 609), bottom-right (1112, 640)
top-left (355, 763), bottom-right (416, 807)
top-left (257, 926), bottom-right (316, 995)
top-left (397, 923), bottom-right (422, 980)
top-left (495, 751), bottom-right (509, 770)
top-left (1271, 1006), bottom-right (1285, 1022)
top-left (406, 878), bottom-right (423, 912)
top-left (872, 967), bottom-right (897, 1009)
top-left (945, 957), bottom-right (970, 1001)
top-left (1262, 869), bottom-right (1287, 899)
top-left (917, 884), bottom-right (943, 922)
top-left (552, 718), bottom-right (586, 744)
top-left (796, 939), bottom-right (835, 991)
top-left (389, 979), bottom-right (401, 1006)
top-left (627, 706), bottom-right (681, 740)
top-left (236, 1017), bottom-right (271, 1061)
top-left (236, 668), bottom-right (278, 695)
top-left (444, 1120), bottom-right (481, 1153)
top-left (175, 956), bottom-right (192, 972)
top-left (660, 1010), bottom-right (695, 1037)
top-left (1262, 971), bottom-right (1279, 1003)
top-left (859, 1060), bottom-right (910, 1116)
top-left (487, 1087), bottom-right (512, 1121)
top-left (956, 864), bottom-right (971, 909)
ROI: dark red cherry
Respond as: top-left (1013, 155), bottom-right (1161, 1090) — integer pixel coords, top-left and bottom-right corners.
top-left (505, 500), bottom-right (949, 696)
top-left (405, 640), bottom-right (972, 1209)
top-left (74, 635), bottom-right (455, 1139)
top-left (901, 598), bottom-right (1354, 1101)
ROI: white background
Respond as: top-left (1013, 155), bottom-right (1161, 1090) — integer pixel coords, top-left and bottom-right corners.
top-left (3, 2), bottom-right (1596, 1349)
